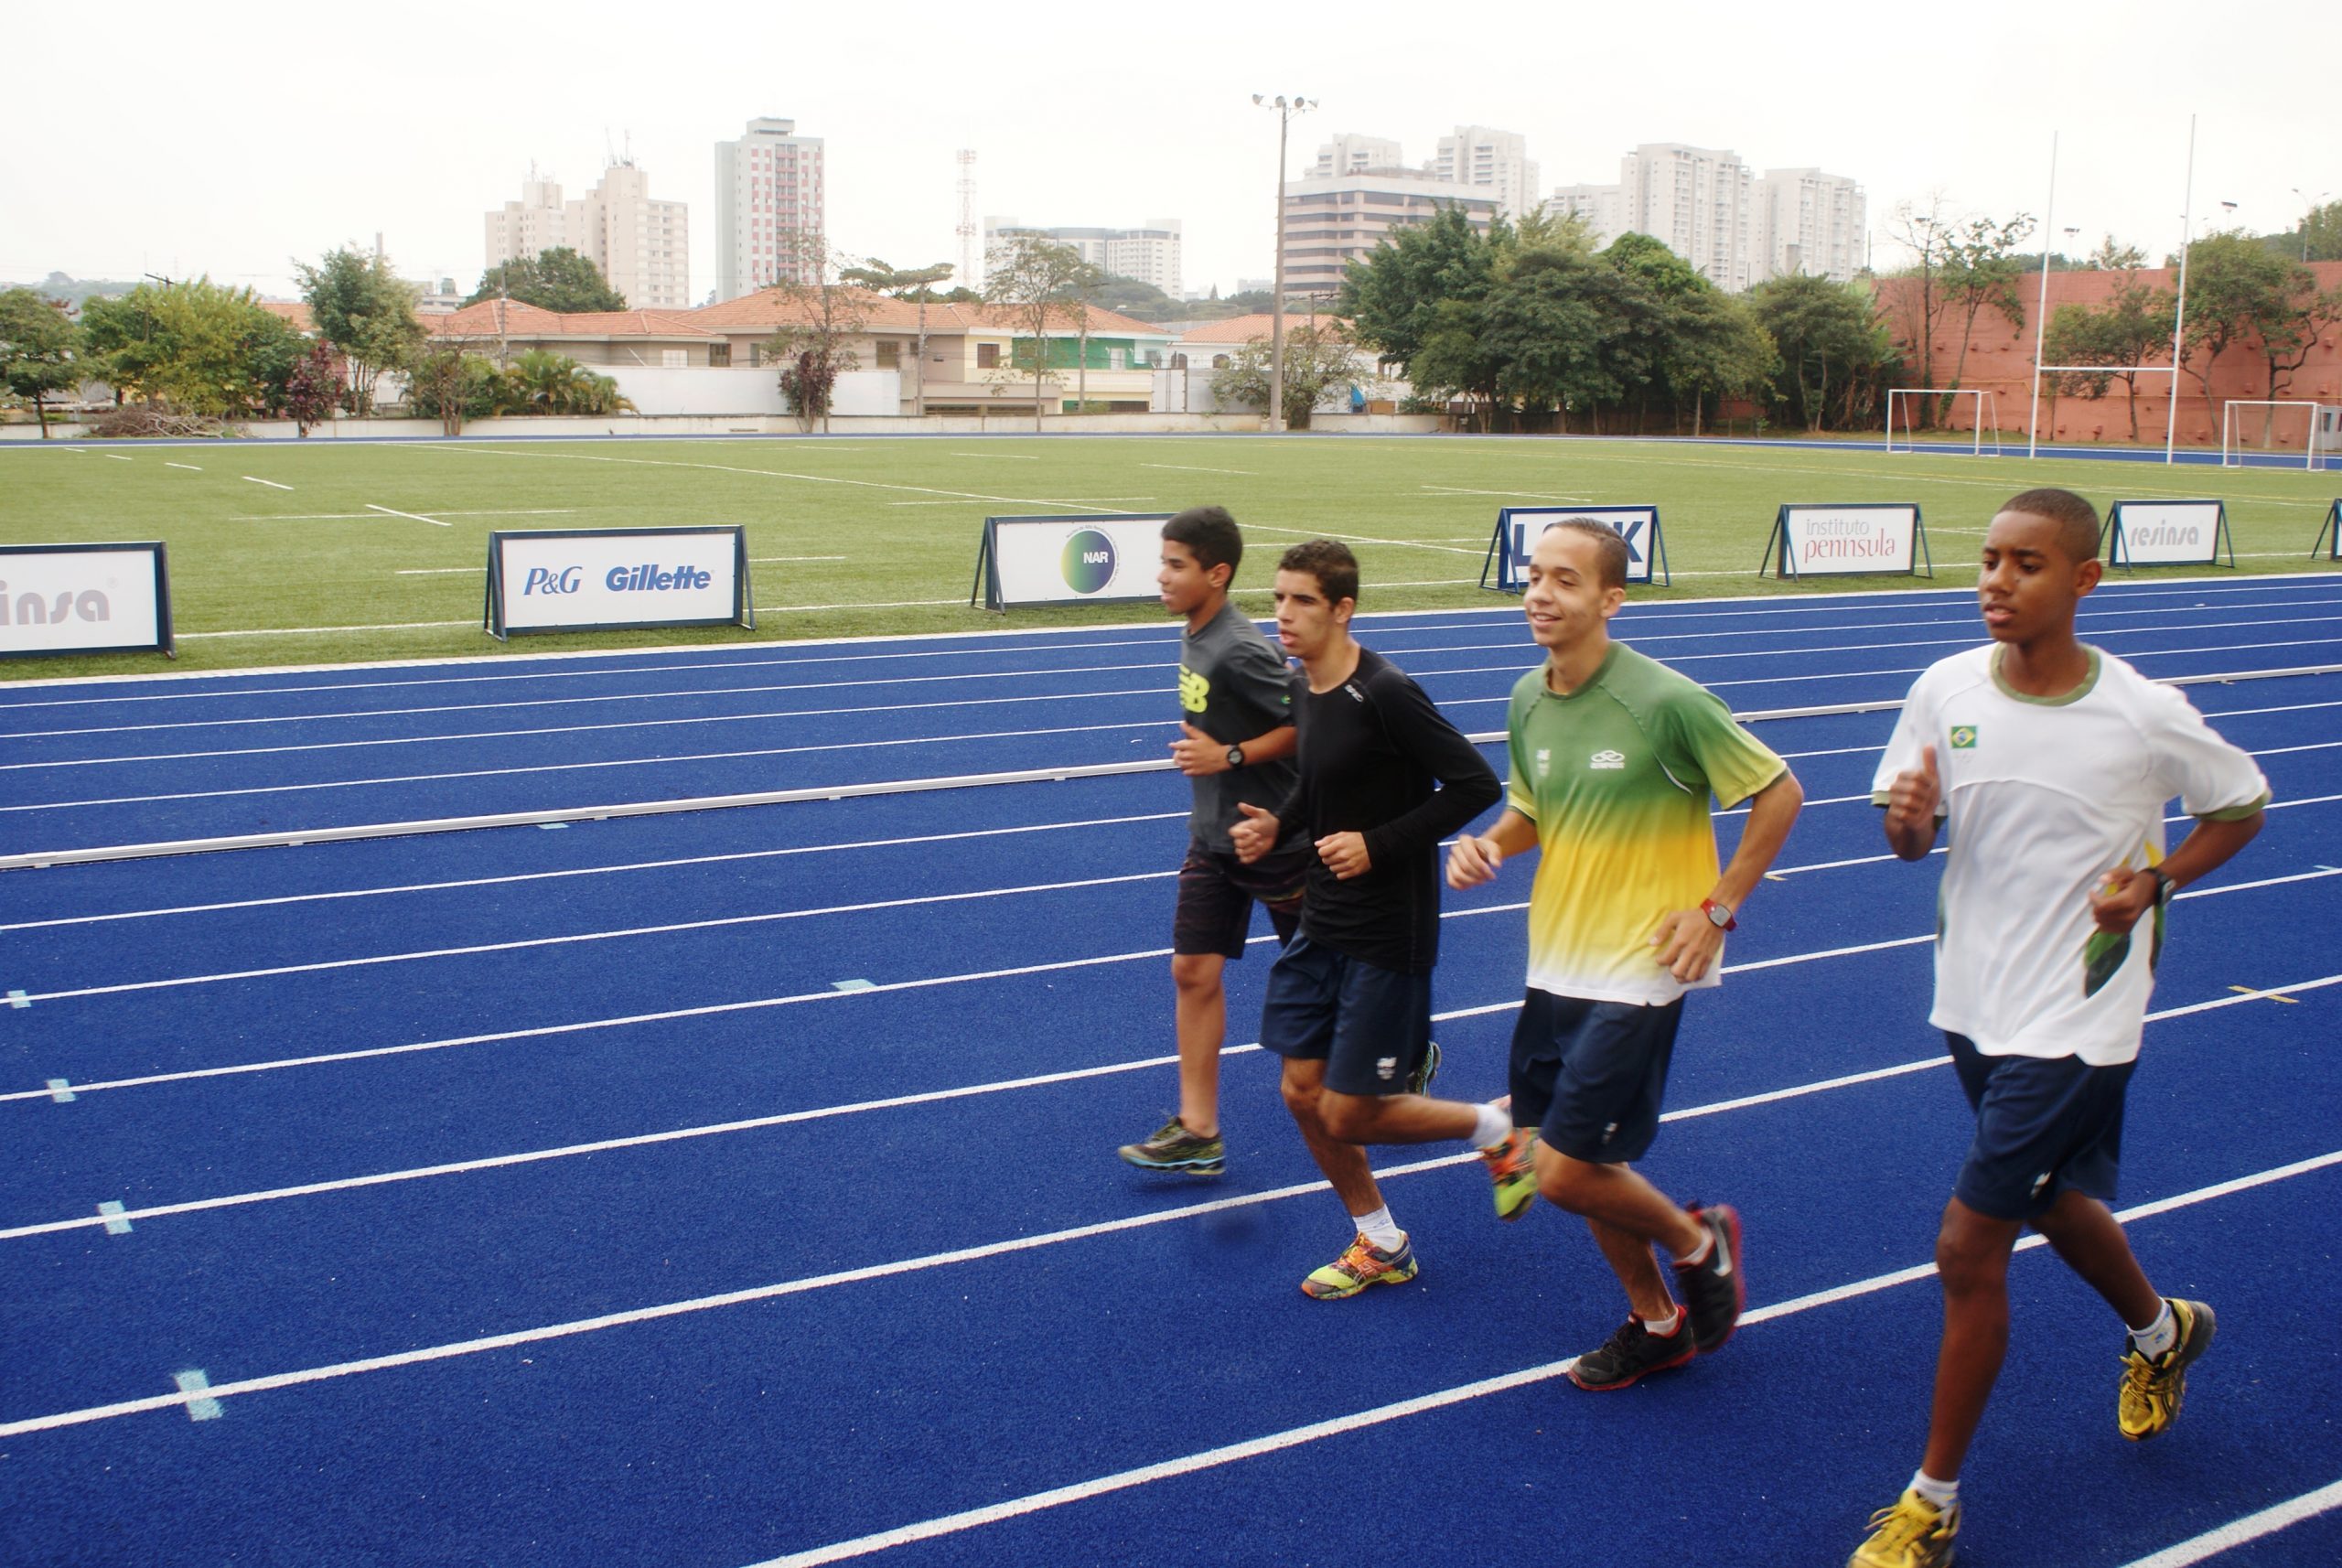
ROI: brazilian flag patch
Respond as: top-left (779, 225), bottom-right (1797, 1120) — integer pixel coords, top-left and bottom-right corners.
top-left (1950, 725), bottom-right (1978, 749)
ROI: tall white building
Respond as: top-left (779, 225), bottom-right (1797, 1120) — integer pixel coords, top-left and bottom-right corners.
top-left (983, 218), bottom-right (1182, 298)
top-left (1617, 143), bottom-right (1756, 292)
top-left (1433, 125), bottom-right (1540, 220)
top-left (715, 116), bottom-right (827, 301)
top-left (1546, 181), bottom-right (1624, 246)
top-left (1280, 167), bottom-right (1500, 297)
top-left (1311, 134), bottom-right (1402, 177)
top-left (1754, 168), bottom-right (1866, 285)
top-left (483, 161), bottom-right (690, 310)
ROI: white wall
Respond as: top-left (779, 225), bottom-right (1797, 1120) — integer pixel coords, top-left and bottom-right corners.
top-left (598, 365), bottom-right (900, 417)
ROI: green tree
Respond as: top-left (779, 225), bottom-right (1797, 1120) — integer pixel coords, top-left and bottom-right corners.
top-left (1935, 213), bottom-right (2036, 421)
top-left (2180, 232), bottom-right (2342, 429)
top-left (1209, 322), bottom-right (1371, 429)
top-left (507, 349), bottom-right (629, 414)
top-left (1079, 274), bottom-right (1182, 322)
top-left (467, 247), bottom-right (628, 313)
top-left (404, 344), bottom-right (507, 435)
top-left (1662, 286), bottom-right (1778, 436)
top-left (1747, 274), bottom-right (1900, 431)
top-left (0, 286), bottom-right (86, 437)
top-left (983, 234), bottom-right (1090, 430)
top-left (295, 246), bottom-right (425, 413)
top-left (78, 277), bottom-right (302, 418)
top-left (840, 258), bottom-right (954, 412)
top-left (1480, 245), bottom-right (1634, 430)
top-left (765, 231), bottom-right (868, 433)
top-left (1338, 206), bottom-right (1508, 378)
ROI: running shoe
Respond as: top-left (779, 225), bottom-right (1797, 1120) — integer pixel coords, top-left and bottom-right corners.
top-left (1482, 1120), bottom-right (1537, 1222)
top-left (1848, 1487), bottom-right (1959, 1568)
top-left (1673, 1202), bottom-right (1745, 1353)
top-left (1568, 1315), bottom-right (1694, 1391)
top-left (1405, 1038), bottom-right (1442, 1096)
top-left (2119, 1297), bottom-right (2216, 1441)
top-left (1117, 1115), bottom-right (1224, 1176)
top-left (1300, 1233), bottom-right (1417, 1300)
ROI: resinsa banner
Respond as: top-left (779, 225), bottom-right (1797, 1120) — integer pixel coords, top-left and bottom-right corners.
top-left (0, 542), bottom-right (172, 659)
top-left (2106, 500), bottom-right (2227, 566)
top-left (487, 527), bottom-right (750, 638)
top-left (974, 514), bottom-right (1172, 609)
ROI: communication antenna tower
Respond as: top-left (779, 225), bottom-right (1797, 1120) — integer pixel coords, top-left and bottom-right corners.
top-left (956, 149), bottom-right (979, 289)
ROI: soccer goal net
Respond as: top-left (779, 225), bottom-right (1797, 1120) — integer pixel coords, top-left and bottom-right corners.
top-left (2222, 400), bottom-right (2334, 470)
top-left (1886, 389), bottom-right (2003, 456)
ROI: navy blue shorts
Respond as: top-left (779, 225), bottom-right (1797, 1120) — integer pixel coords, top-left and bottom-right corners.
top-left (1509, 991), bottom-right (1684, 1165)
top-left (1173, 840), bottom-right (1307, 959)
top-left (1259, 934), bottom-right (1433, 1097)
top-left (1948, 1033), bottom-right (2133, 1221)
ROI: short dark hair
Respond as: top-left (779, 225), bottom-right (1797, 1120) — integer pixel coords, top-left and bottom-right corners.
top-left (1162, 506), bottom-right (1243, 579)
top-left (1999, 488), bottom-right (2100, 564)
top-left (1540, 519), bottom-right (1630, 591)
top-left (1277, 538), bottom-right (1359, 606)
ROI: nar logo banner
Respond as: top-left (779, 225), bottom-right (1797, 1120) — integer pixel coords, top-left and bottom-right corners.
top-left (975, 513), bottom-right (1175, 609)
top-left (1485, 505), bottom-right (1666, 591)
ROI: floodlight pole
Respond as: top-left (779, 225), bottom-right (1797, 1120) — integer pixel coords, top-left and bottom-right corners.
top-left (2027, 132), bottom-right (2057, 459)
top-left (2295, 188), bottom-right (2329, 263)
top-left (1255, 92), bottom-right (1315, 434)
top-left (2165, 115), bottom-right (2197, 466)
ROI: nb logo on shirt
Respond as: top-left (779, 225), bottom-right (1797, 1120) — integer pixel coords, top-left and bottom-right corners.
top-left (1178, 667), bottom-right (1209, 714)
top-left (1589, 749), bottom-right (1627, 770)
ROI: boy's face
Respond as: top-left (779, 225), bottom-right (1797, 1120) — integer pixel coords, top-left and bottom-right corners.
top-left (1272, 567), bottom-right (1349, 659)
top-left (1978, 509), bottom-right (2101, 644)
top-left (1158, 539), bottom-right (1225, 618)
top-left (1522, 530), bottom-right (1625, 654)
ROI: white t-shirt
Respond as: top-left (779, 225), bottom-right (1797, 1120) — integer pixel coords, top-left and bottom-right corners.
top-left (1871, 644), bottom-right (2269, 1066)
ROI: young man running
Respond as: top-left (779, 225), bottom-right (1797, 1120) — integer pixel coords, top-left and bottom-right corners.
top-left (1226, 540), bottom-right (1506, 1299)
top-left (1445, 521), bottom-right (1803, 1388)
top-left (1849, 489), bottom-right (2268, 1568)
top-left (1118, 506), bottom-right (1305, 1178)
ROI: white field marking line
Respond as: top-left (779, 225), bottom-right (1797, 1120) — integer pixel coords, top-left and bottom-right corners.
top-left (97, 453), bottom-right (131, 462)
top-left (11, 867), bottom-right (2327, 1119)
top-left (164, 462), bottom-right (201, 472)
top-left (947, 451), bottom-right (1039, 459)
top-left (0, 716), bottom-right (1180, 815)
top-left (759, 597), bottom-right (972, 610)
top-left (252, 510), bottom-right (579, 522)
top-left (1140, 463), bottom-right (1253, 475)
top-left (240, 476), bottom-right (292, 490)
top-left (1419, 485), bottom-right (1592, 501)
top-left (747, 1143), bottom-right (2342, 1568)
top-left (177, 622), bottom-right (475, 639)
top-left (0, 811), bottom-right (1193, 935)
top-left (4, 871), bottom-right (1180, 1007)
top-left (890, 497), bottom-right (1155, 508)
top-left (1238, 577), bottom-right (1483, 592)
top-left (2115, 1477), bottom-right (2342, 1568)
top-left (364, 503), bottom-right (451, 528)
top-left (750, 556), bottom-right (849, 563)
top-left (1241, 520), bottom-right (1485, 557)
top-left (426, 442), bottom-right (1148, 515)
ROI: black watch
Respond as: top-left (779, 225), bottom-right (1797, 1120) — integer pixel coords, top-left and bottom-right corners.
top-left (2145, 866), bottom-right (2175, 907)
top-left (1225, 744), bottom-right (1245, 769)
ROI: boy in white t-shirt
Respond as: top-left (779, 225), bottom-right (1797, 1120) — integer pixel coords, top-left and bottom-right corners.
top-left (1848, 489), bottom-right (2269, 1568)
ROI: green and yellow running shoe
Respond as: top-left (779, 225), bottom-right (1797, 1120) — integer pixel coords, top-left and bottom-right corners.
top-left (2119, 1297), bottom-right (2215, 1441)
top-left (1482, 1117), bottom-right (1537, 1221)
top-left (1300, 1233), bottom-right (1417, 1300)
top-left (1405, 1038), bottom-right (1442, 1096)
top-left (1117, 1115), bottom-right (1224, 1176)
top-left (1848, 1487), bottom-right (1959, 1568)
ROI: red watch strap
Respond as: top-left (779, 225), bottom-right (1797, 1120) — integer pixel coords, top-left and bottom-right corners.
top-left (1701, 897), bottom-right (1737, 932)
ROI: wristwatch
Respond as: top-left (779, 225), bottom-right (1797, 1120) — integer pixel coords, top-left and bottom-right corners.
top-left (1701, 897), bottom-right (1737, 932)
top-left (2144, 866), bottom-right (2175, 907)
top-left (1225, 744), bottom-right (1245, 769)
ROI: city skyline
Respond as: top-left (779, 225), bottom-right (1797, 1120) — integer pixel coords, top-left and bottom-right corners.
top-left (5, 1), bottom-right (2331, 309)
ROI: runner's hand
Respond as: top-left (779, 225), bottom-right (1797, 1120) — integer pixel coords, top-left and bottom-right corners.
top-left (1651, 909), bottom-right (1724, 983)
top-left (1316, 831), bottom-right (1370, 881)
top-left (1446, 834), bottom-right (1502, 889)
top-left (1230, 801), bottom-right (1279, 865)
top-left (1884, 744), bottom-right (1941, 832)
top-left (2090, 867), bottom-right (2159, 935)
top-left (1170, 722), bottom-right (1225, 777)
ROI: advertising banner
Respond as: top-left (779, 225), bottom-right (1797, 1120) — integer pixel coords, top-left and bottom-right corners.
top-left (1479, 505), bottom-right (1668, 590)
top-left (2315, 499), bottom-right (2341, 562)
top-left (2104, 500), bottom-right (2232, 568)
top-left (972, 514), bottom-right (1174, 610)
top-left (485, 527), bottom-right (751, 639)
top-left (1758, 504), bottom-right (1931, 579)
top-left (0, 542), bottom-right (172, 660)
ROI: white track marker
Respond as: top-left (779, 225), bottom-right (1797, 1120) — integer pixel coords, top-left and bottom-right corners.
top-left (165, 462), bottom-right (201, 472)
top-left (2115, 1478), bottom-right (2342, 1568)
top-left (365, 503), bottom-right (451, 528)
top-left (242, 476), bottom-right (292, 490)
top-left (1140, 463), bottom-right (1254, 476)
top-left (170, 1370), bottom-right (222, 1422)
top-left (99, 453), bottom-right (131, 462)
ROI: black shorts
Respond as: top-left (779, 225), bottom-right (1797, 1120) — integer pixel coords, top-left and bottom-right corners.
top-left (1173, 839), bottom-right (1306, 959)
top-left (1508, 990), bottom-right (1685, 1165)
top-left (1948, 1033), bottom-right (2133, 1221)
top-left (1258, 934), bottom-right (1434, 1097)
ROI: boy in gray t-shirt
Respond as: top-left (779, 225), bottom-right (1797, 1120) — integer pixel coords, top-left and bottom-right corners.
top-left (1118, 507), bottom-right (1308, 1177)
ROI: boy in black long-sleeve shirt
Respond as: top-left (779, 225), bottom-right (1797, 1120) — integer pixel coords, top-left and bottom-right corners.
top-left (1229, 540), bottom-right (1512, 1300)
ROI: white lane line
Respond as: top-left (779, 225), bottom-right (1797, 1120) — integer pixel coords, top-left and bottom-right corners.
top-left (364, 503), bottom-right (451, 528)
top-left (2115, 1478), bottom-right (2342, 1568)
top-left (0, 811), bottom-right (1192, 934)
top-left (1141, 463), bottom-right (1254, 476)
top-left (746, 1146), bottom-right (2342, 1568)
top-left (1420, 485), bottom-right (1592, 501)
top-left (252, 510), bottom-right (578, 522)
top-left (164, 462), bottom-right (201, 472)
top-left (241, 476), bottom-right (292, 490)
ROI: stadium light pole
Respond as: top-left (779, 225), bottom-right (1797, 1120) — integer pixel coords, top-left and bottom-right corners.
top-left (2027, 133), bottom-right (2059, 459)
top-left (2164, 119), bottom-right (2202, 467)
top-left (2294, 188), bottom-right (2329, 263)
top-left (1254, 92), bottom-right (1315, 434)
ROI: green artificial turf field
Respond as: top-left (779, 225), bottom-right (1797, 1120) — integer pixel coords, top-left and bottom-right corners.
top-left (2, 434), bottom-right (2334, 679)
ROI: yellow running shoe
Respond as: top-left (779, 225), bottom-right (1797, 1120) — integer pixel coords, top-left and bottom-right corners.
top-left (2119, 1297), bottom-right (2216, 1441)
top-left (1300, 1233), bottom-right (1417, 1300)
top-left (1483, 1122), bottom-right (1537, 1221)
top-left (1848, 1487), bottom-right (1959, 1568)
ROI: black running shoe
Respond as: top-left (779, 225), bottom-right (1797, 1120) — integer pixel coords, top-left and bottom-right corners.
top-left (1569, 1315), bottom-right (1696, 1391)
top-left (1673, 1202), bottom-right (1745, 1353)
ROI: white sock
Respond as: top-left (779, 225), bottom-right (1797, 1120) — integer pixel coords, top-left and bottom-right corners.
top-left (1353, 1206), bottom-right (1404, 1251)
top-left (1468, 1101), bottom-right (1513, 1151)
top-left (2131, 1299), bottom-right (2177, 1359)
top-left (1675, 1230), bottom-right (1714, 1267)
top-left (1640, 1305), bottom-right (1682, 1337)
top-left (1910, 1470), bottom-right (1959, 1509)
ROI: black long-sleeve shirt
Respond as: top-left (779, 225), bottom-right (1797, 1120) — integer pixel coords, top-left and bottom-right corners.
top-left (1271, 645), bottom-right (1502, 973)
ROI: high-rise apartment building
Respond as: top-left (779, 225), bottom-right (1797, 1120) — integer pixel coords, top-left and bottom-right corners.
top-left (1279, 166), bottom-right (1499, 297)
top-left (1753, 168), bottom-right (1866, 285)
top-left (1311, 134), bottom-right (1402, 177)
top-left (983, 218), bottom-right (1182, 298)
top-left (1433, 125), bottom-right (1540, 220)
top-left (483, 161), bottom-right (690, 309)
top-left (1545, 181), bottom-right (1624, 246)
top-left (1617, 143), bottom-right (1756, 292)
top-left (715, 116), bottom-right (826, 301)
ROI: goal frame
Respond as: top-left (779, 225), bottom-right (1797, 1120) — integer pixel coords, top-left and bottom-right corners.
top-left (2221, 399), bottom-right (2332, 471)
top-left (1885, 389), bottom-right (2002, 456)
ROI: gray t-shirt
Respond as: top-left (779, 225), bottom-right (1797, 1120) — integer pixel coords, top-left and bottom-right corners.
top-left (1179, 599), bottom-right (1299, 852)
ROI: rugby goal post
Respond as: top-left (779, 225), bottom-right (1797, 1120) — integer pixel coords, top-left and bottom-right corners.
top-left (1885, 389), bottom-right (2002, 456)
top-left (2222, 400), bottom-right (2334, 471)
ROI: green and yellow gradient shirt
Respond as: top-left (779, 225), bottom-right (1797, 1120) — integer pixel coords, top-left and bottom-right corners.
top-left (1505, 644), bottom-right (1788, 1006)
